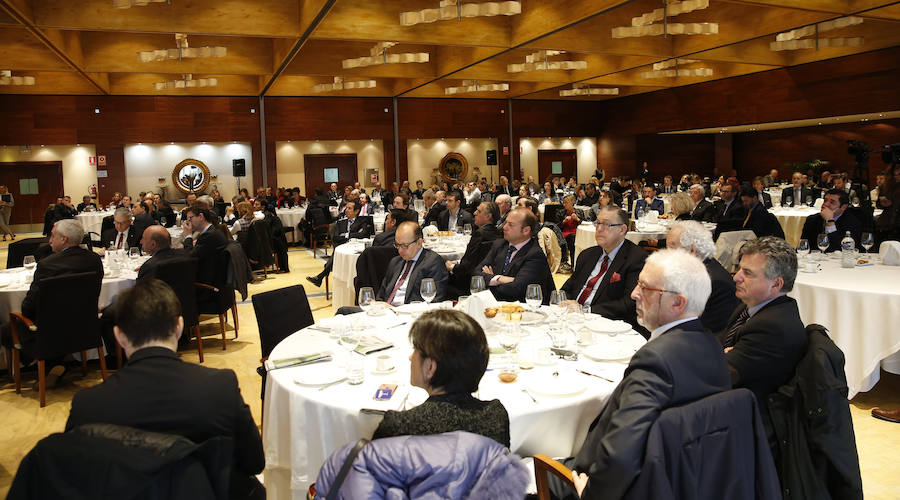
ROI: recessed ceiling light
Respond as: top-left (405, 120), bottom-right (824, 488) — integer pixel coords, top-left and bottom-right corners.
top-left (93, 108), bottom-right (100, 114)
top-left (250, 108), bottom-right (256, 114)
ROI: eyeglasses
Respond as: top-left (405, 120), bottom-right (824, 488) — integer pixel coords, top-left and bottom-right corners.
top-left (635, 280), bottom-right (678, 295)
top-left (594, 221), bottom-right (625, 230)
top-left (394, 239), bottom-right (419, 249)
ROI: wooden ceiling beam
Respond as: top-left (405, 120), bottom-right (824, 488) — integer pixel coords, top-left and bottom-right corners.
top-left (261, 0), bottom-right (336, 96)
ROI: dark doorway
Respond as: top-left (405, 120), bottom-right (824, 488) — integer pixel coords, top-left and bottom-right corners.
top-left (537, 149), bottom-right (577, 184)
top-left (304, 154), bottom-right (358, 197)
top-left (0, 161), bottom-right (64, 225)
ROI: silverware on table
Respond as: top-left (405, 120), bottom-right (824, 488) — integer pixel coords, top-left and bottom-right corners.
top-left (522, 388), bottom-right (538, 403)
top-left (317, 377), bottom-right (348, 391)
top-left (577, 369), bottom-right (614, 383)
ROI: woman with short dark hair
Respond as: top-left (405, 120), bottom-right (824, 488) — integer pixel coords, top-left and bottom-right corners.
top-left (372, 309), bottom-right (510, 447)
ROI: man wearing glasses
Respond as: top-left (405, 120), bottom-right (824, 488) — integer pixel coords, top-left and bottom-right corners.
top-left (376, 222), bottom-right (448, 306)
top-left (102, 207), bottom-right (141, 251)
top-left (560, 206), bottom-right (648, 336)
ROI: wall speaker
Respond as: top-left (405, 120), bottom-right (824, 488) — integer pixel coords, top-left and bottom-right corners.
top-left (486, 149), bottom-right (497, 165)
top-left (232, 159), bottom-right (246, 177)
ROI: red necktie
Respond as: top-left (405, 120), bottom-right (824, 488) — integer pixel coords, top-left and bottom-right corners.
top-left (116, 232), bottom-right (124, 249)
top-left (386, 260), bottom-right (414, 304)
top-left (577, 255), bottom-right (609, 305)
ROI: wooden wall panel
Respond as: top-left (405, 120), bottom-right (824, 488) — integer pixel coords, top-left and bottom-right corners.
top-left (635, 134), bottom-right (717, 182)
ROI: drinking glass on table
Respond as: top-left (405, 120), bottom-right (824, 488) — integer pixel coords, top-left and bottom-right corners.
top-left (816, 233), bottom-right (830, 255)
top-left (420, 278), bottom-right (437, 304)
top-left (338, 328), bottom-right (362, 368)
top-left (499, 325), bottom-right (521, 377)
top-left (23, 255), bottom-right (36, 271)
top-left (797, 239), bottom-right (810, 257)
top-left (785, 196), bottom-right (793, 207)
top-left (549, 290), bottom-right (567, 319)
top-left (525, 284), bottom-right (542, 310)
top-left (806, 195), bottom-right (813, 206)
top-left (470, 275), bottom-right (486, 295)
top-left (861, 232), bottom-right (874, 253)
top-left (128, 247), bottom-right (140, 260)
top-left (358, 287), bottom-right (375, 312)
top-left (463, 223), bottom-right (472, 236)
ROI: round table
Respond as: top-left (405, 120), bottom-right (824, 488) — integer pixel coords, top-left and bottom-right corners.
top-left (330, 235), bottom-right (468, 311)
top-left (788, 255), bottom-right (900, 398)
top-left (76, 210), bottom-right (115, 237)
top-left (262, 306), bottom-right (645, 499)
top-left (275, 208), bottom-right (306, 229)
top-left (769, 207), bottom-right (819, 247)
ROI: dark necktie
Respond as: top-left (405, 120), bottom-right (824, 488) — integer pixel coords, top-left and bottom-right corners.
top-left (386, 260), bottom-right (414, 304)
top-left (723, 307), bottom-right (750, 348)
top-left (116, 232), bottom-right (124, 249)
top-left (502, 245), bottom-right (516, 273)
top-left (577, 255), bottom-right (609, 305)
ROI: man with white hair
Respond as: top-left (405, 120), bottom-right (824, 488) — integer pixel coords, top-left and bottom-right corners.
top-left (548, 249), bottom-right (731, 499)
top-left (667, 221), bottom-right (740, 333)
top-left (688, 184), bottom-right (716, 222)
top-left (494, 194), bottom-right (512, 227)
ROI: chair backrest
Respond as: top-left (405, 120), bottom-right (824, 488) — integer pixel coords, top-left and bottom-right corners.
top-left (100, 215), bottom-right (115, 235)
top-left (353, 245), bottom-right (398, 304)
top-left (714, 230), bottom-right (755, 272)
top-left (154, 258), bottom-right (200, 328)
top-left (251, 285), bottom-right (315, 359)
top-left (35, 271), bottom-right (103, 359)
top-left (246, 220), bottom-right (275, 266)
top-left (6, 237), bottom-right (50, 268)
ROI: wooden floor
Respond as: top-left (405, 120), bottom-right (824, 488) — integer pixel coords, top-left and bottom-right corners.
top-left (1, 236), bottom-right (899, 497)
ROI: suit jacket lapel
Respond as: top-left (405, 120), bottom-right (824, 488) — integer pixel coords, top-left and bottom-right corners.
top-left (590, 245), bottom-right (628, 303)
top-left (505, 238), bottom-right (535, 273)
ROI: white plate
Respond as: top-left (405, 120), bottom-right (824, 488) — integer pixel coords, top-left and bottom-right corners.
top-left (583, 344), bottom-right (637, 362)
top-left (527, 374), bottom-right (586, 398)
top-left (294, 366), bottom-right (345, 386)
top-left (490, 307), bottom-right (548, 326)
top-left (584, 316), bottom-right (632, 334)
top-left (372, 366), bottom-right (397, 375)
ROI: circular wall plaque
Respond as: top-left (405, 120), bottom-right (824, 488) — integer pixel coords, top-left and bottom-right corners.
top-left (171, 158), bottom-right (211, 194)
top-left (439, 152), bottom-right (468, 182)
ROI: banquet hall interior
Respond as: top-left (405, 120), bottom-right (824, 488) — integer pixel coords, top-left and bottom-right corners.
top-left (1, 0), bottom-right (900, 497)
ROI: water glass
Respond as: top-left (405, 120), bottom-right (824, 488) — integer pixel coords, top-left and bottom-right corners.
top-left (358, 287), bottom-right (375, 312)
top-left (23, 255), bottom-right (36, 271)
top-left (785, 196), bottom-right (793, 207)
top-left (861, 232), bottom-right (874, 253)
top-left (470, 275), bottom-right (486, 295)
top-left (816, 233), bottom-right (830, 254)
top-left (347, 352), bottom-right (365, 385)
top-left (796, 239), bottom-right (810, 256)
top-left (805, 196), bottom-right (813, 206)
top-left (420, 278), bottom-right (436, 303)
top-left (463, 224), bottom-right (472, 236)
top-left (128, 247), bottom-right (141, 259)
top-left (549, 290), bottom-right (567, 319)
top-left (525, 284), bottom-right (542, 310)
top-left (549, 325), bottom-right (568, 348)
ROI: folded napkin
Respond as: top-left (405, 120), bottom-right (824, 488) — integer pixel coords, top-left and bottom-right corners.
top-left (814, 198), bottom-right (824, 209)
top-left (880, 241), bottom-right (900, 266)
top-left (422, 225), bottom-right (439, 236)
top-left (464, 290), bottom-right (499, 329)
top-left (646, 210), bottom-right (659, 223)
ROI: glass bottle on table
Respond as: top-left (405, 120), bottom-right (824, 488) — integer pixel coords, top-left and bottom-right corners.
top-left (841, 231), bottom-right (855, 268)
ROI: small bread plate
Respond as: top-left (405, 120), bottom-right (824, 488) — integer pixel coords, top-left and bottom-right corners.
top-left (584, 316), bottom-right (633, 334)
top-left (294, 366), bottom-right (345, 387)
top-left (527, 374), bottom-right (586, 398)
top-left (371, 365), bottom-right (397, 375)
top-left (583, 344), bottom-right (636, 362)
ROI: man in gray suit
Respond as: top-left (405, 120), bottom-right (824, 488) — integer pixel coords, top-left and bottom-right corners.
top-left (548, 249), bottom-right (731, 499)
top-left (376, 222), bottom-right (449, 305)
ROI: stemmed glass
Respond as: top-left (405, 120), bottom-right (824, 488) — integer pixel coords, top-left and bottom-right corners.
top-left (805, 195), bottom-right (813, 206)
top-left (420, 278), bottom-right (436, 304)
top-left (338, 326), bottom-right (362, 368)
top-left (861, 233), bottom-right (874, 254)
top-left (463, 224), bottom-right (472, 236)
top-left (23, 255), bottom-right (36, 271)
top-left (816, 233), bottom-right (830, 256)
top-left (525, 284), bottom-right (542, 311)
top-left (470, 275), bottom-right (486, 295)
top-left (499, 325), bottom-right (521, 374)
top-left (128, 247), bottom-right (140, 260)
top-left (549, 290), bottom-right (567, 320)
top-left (358, 287), bottom-right (375, 312)
top-left (785, 196), bottom-right (793, 207)
top-left (797, 239), bottom-right (810, 258)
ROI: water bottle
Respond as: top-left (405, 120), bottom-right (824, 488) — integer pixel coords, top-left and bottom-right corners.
top-left (841, 231), bottom-right (855, 268)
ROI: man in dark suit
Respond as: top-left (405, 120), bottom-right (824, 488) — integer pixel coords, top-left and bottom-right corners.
top-left (356, 192), bottom-right (376, 216)
top-left (497, 175), bottom-right (513, 196)
top-left (178, 193), bottom-right (198, 223)
top-left (738, 186), bottom-right (785, 239)
top-left (376, 222), bottom-right (449, 305)
top-left (131, 200), bottom-right (156, 241)
top-left (582, 183), bottom-right (600, 207)
top-left (446, 201), bottom-right (502, 297)
top-left (475, 208), bottom-right (554, 303)
top-left (688, 184), bottom-right (717, 222)
top-left (422, 190), bottom-right (445, 228)
top-left (494, 194), bottom-right (512, 228)
top-left (781, 172), bottom-right (812, 207)
top-left (549, 249), bottom-right (731, 499)
top-left (666, 221), bottom-right (740, 333)
top-left (561, 206), bottom-right (648, 335)
top-left (136, 225), bottom-right (184, 281)
top-left (373, 208), bottom-right (417, 247)
top-left (437, 191), bottom-right (475, 232)
top-left (181, 205), bottom-right (227, 288)
top-left (101, 207), bottom-right (141, 251)
top-left (306, 201), bottom-right (374, 287)
top-left (752, 177), bottom-right (773, 209)
top-left (713, 183), bottom-right (748, 239)
top-left (717, 237), bottom-right (806, 439)
top-left (66, 280), bottom-right (265, 499)
top-left (660, 175), bottom-right (677, 194)
top-left (633, 185), bottom-right (664, 218)
top-left (800, 188), bottom-right (862, 253)
top-left (76, 195), bottom-right (97, 213)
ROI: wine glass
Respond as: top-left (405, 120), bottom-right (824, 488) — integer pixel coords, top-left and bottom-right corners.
top-left (797, 239), bottom-right (810, 257)
top-left (549, 290), bottom-right (567, 320)
top-left (358, 287), bottom-right (375, 312)
top-left (463, 224), bottom-right (472, 236)
top-left (785, 196), bottom-right (793, 207)
top-left (23, 255), bottom-right (36, 271)
top-left (805, 195), bottom-right (813, 207)
top-left (128, 247), bottom-right (140, 260)
top-left (816, 233), bottom-right (830, 255)
top-left (861, 232), bottom-right (874, 253)
top-left (470, 275), bottom-right (486, 295)
top-left (420, 278), bottom-right (436, 304)
top-left (851, 197), bottom-right (860, 208)
top-left (338, 327), bottom-right (362, 367)
top-left (525, 284), bottom-right (542, 310)
top-left (499, 325), bottom-right (521, 373)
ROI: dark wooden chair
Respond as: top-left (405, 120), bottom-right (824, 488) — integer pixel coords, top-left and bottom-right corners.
top-left (152, 258), bottom-right (203, 362)
top-left (195, 251), bottom-right (235, 354)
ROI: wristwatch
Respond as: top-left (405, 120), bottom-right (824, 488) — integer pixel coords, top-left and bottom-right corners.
top-left (826, 219), bottom-right (836, 224)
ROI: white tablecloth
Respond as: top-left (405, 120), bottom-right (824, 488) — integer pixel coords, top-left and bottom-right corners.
top-left (262, 308), bottom-right (645, 499)
top-left (769, 207), bottom-right (819, 247)
top-left (331, 236), bottom-right (469, 311)
top-left (788, 256), bottom-right (900, 398)
top-left (76, 210), bottom-right (115, 237)
top-left (275, 208), bottom-right (306, 230)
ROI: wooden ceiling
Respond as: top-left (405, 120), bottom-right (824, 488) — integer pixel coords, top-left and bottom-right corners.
top-left (1, 0), bottom-right (898, 100)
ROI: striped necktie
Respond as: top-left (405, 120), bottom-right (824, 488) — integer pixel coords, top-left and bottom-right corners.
top-left (723, 307), bottom-right (750, 348)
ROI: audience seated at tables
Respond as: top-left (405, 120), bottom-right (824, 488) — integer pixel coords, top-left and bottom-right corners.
top-left (801, 188), bottom-right (863, 252)
top-left (587, 190), bottom-right (620, 221)
top-left (155, 198), bottom-right (177, 227)
top-left (561, 206), bottom-right (648, 336)
top-left (712, 183), bottom-right (747, 240)
top-left (178, 193), bottom-right (197, 222)
top-left (666, 221), bottom-right (740, 333)
top-left (688, 184), bottom-right (716, 222)
top-left (437, 191), bottom-right (474, 232)
top-left (545, 249), bottom-right (731, 500)
top-left (875, 163), bottom-right (900, 243)
top-left (376, 222), bottom-right (448, 306)
top-left (581, 183), bottom-right (600, 207)
top-left (306, 200), bottom-right (374, 287)
top-left (737, 185), bottom-right (785, 239)
top-left (372, 309), bottom-right (510, 447)
top-left (101, 207), bottom-right (141, 251)
top-left (633, 184), bottom-right (664, 218)
top-left (763, 168), bottom-right (781, 187)
top-left (538, 182), bottom-right (559, 205)
top-left (446, 201), bottom-right (502, 296)
top-left (230, 201), bottom-right (255, 237)
top-left (659, 175), bottom-right (677, 194)
top-left (357, 192), bottom-right (376, 216)
top-left (412, 179), bottom-right (426, 200)
top-left (373, 208), bottom-right (417, 247)
top-left (751, 176), bottom-right (774, 209)
top-left (782, 172), bottom-right (813, 207)
top-left (476, 208), bottom-right (554, 304)
top-left (76, 195), bottom-right (97, 213)
top-left (65, 279), bottom-right (265, 499)
top-left (718, 236), bottom-right (807, 443)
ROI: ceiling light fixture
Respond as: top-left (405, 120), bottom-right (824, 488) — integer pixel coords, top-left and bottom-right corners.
top-left (0, 70), bottom-right (35, 86)
top-left (112, 0), bottom-right (168, 8)
top-left (507, 50), bottom-right (586, 73)
top-left (400, 0), bottom-right (521, 26)
top-left (138, 33), bottom-right (226, 62)
top-left (154, 74), bottom-right (218, 90)
top-left (770, 16), bottom-right (863, 51)
top-left (559, 84), bottom-right (618, 97)
top-left (342, 41), bottom-right (429, 69)
top-left (312, 77), bottom-right (376, 93)
top-left (444, 80), bottom-right (508, 95)
top-left (640, 59), bottom-right (712, 78)
top-left (612, 0), bottom-right (717, 38)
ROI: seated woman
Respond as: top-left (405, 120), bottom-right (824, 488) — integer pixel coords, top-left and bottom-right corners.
top-left (645, 191), bottom-right (695, 248)
top-left (372, 309), bottom-right (510, 448)
top-left (230, 201), bottom-right (255, 236)
top-left (538, 182), bottom-right (559, 205)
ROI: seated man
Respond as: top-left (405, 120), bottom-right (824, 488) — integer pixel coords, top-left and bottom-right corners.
top-left (66, 280), bottom-right (265, 499)
top-left (306, 200), bottom-right (374, 287)
top-left (376, 222), bottom-right (449, 306)
top-left (181, 205), bottom-right (227, 290)
top-left (633, 185), bottom-right (663, 218)
top-left (738, 185), bottom-right (785, 238)
top-left (475, 208), bottom-right (554, 303)
top-left (101, 207), bottom-right (141, 251)
top-left (561, 206), bottom-right (647, 335)
top-left (781, 172), bottom-right (812, 207)
top-left (437, 191), bottom-right (475, 232)
top-left (136, 225), bottom-right (183, 281)
top-left (752, 176), bottom-right (773, 209)
top-left (712, 183), bottom-right (748, 239)
top-left (76, 195), bottom-right (97, 212)
top-left (800, 188), bottom-right (862, 252)
top-left (494, 194), bottom-right (512, 227)
top-left (548, 249), bottom-right (731, 499)
top-left (446, 201), bottom-right (502, 296)
top-left (666, 221), bottom-right (740, 333)
top-left (178, 193), bottom-right (198, 222)
top-left (718, 236), bottom-right (807, 437)
top-left (422, 190), bottom-right (446, 228)
top-left (131, 200), bottom-right (157, 241)
top-left (373, 208), bottom-right (417, 247)
top-left (688, 184), bottom-right (716, 222)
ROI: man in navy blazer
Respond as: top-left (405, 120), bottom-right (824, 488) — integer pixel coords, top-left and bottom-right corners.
top-left (475, 208), bottom-right (554, 303)
top-left (633, 185), bottom-right (664, 218)
top-left (738, 186), bottom-right (785, 239)
top-left (549, 249), bottom-right (731, 499)
top-left (561, 206), bottom-right (648, 335)
top-left (800, 188), bottom-right (862, 252)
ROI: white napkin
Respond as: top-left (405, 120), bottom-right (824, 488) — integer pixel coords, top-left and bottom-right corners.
top-left (880, 241), bottom-right (900, 266)
top-left (646, 210), bottom-right (659, 223)
top-left (814, 198), bottom-right (824, 209)
top-left (465, 290), bottom-right (499, 329)
top-left (422, 225), bottom-right (439, 236)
